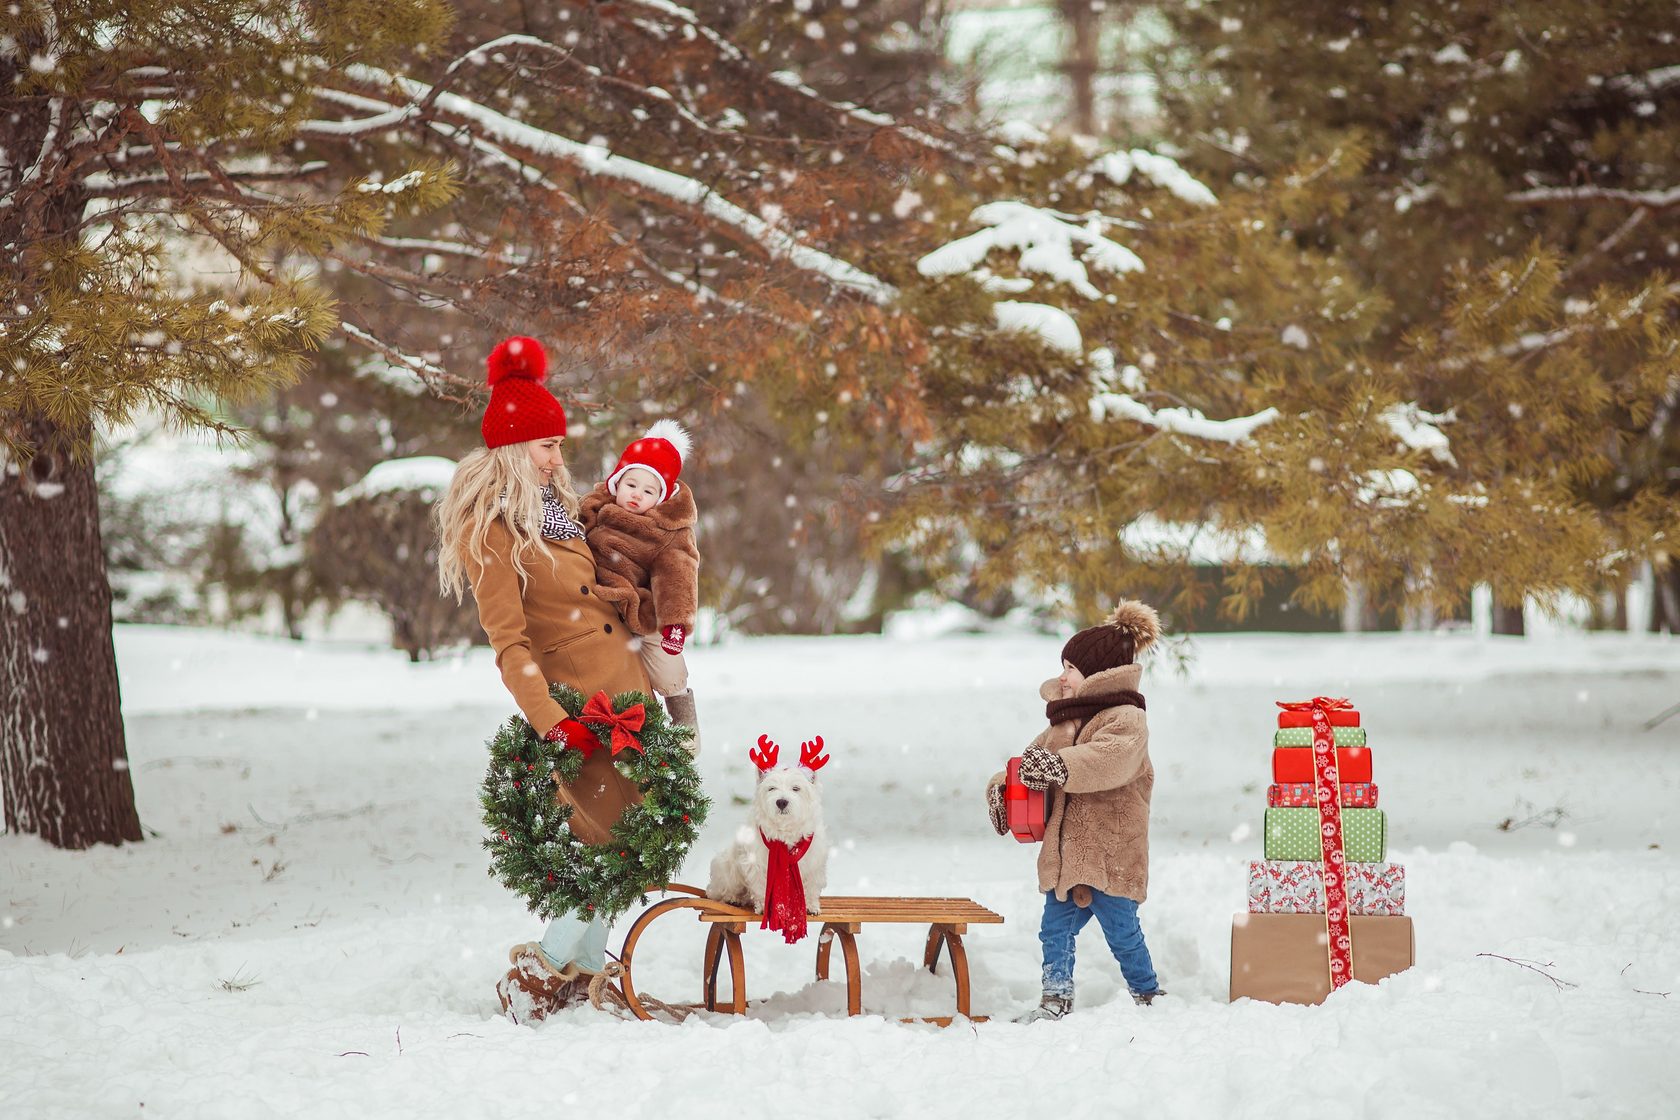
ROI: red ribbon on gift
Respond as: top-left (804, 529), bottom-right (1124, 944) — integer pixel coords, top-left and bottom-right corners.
top-left (579, 690), bottom-right (646, 755)
top-left (1276, 697), bottom-right (1354, 714)
top-left (1284, 696), bottom-right (1356, 991)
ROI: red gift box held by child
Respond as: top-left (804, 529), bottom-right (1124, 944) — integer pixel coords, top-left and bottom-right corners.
top-left (984, 599), bottom-right (1167, 1022)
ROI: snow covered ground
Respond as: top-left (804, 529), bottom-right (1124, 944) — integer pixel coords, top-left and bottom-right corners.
top-left (4, 625), bottom-right (1678, 1118)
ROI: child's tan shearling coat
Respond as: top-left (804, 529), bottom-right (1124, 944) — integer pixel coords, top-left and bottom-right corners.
top-left (989, 663), bottom-right (1153, 903)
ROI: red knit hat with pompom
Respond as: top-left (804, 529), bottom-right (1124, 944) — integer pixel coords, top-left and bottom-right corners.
top-left (481, 336), bottom-right (567, 448)
top-left (606, 420), bottom-right (691, 503)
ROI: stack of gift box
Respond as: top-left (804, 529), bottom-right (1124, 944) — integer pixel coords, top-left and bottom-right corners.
top-left (1229, 697), bottom-right (1415, 1004)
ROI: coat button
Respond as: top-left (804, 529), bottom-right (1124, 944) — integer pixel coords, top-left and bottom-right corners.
top-left (580, 585), bottom-right (590, 595)
top-left (603, 623), bottom-right (613, 634)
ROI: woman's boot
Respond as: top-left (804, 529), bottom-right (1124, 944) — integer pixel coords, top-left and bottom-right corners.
top-left (664, 689), bottom-right (701, 756)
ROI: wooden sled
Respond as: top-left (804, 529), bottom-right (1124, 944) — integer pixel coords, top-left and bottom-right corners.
top-left (590, 884), bottom-right (1004, 1025)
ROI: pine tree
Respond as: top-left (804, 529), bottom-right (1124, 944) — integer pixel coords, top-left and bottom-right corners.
top-left (1153, 0), bottom-right (1680, 629)
top-left (0, 0), bottom-right (454, 847)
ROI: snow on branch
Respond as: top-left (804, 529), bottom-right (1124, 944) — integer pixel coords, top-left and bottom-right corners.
top-left (360, 234), bottom-right (526, 267)
top-left (1506, 185), bottom-right (1680, 209)
top-left (1380, 402), bottom-right (1456, 465)
top-left (337, 456), bottom-right (458, 504)
top-left (1606, 65), bottom-right (1680, 98)
top-left (994, 301), bottom-right (1083, 354)
top-left (297, 104), bottom-right (419, 137)
top-left (1086, 349), bottom-right (1278, 444)
top-left (337, 66), bottom-right (897, 303)
top-left (917, 201), bottom-right (1144, 298)
top-left (1090, 391), bottom-right (1279, 443)
top-left (1090, 149), bottom-right (1219, 207)
top-left (338, 321), bottom-right (464, 396)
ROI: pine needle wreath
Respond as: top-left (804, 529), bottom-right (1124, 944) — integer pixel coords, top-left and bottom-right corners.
top-left (480, 682), bottom-right (708, 922)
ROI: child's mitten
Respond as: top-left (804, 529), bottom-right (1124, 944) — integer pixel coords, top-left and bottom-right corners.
top-left (985, 779), bottom-right (1008, 836)
top-left (1016, 746), bottom-right (1068, 791)
top-left (660, 624), bottom-right (686, 654)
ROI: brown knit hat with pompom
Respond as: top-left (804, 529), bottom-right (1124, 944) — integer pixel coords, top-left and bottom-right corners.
top-left (1061, 600), bottom-right (1161, 677)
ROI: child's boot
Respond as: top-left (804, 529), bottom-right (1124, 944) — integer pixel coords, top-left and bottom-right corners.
top-left (664, 689), bottom-right (701, 756)
top-left (1132, 987), bottom-right (1167, 1006)
top-left (1013, 991), bottom-right (1073, 1024)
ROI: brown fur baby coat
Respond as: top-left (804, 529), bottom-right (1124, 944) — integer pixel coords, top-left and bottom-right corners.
top-left (578, 480), bottom-right (700, 636)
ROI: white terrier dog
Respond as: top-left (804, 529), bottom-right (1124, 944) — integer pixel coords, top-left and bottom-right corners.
top-left (706, 735), bottom-right (829, 915)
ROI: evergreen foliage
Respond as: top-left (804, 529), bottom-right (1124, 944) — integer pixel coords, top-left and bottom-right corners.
top-left (1151, 0), bottom-right (1680, 624)
top-left (479, 683), bottom-right (707, 922)
top-left (1, 0), bottom-right (457, 463)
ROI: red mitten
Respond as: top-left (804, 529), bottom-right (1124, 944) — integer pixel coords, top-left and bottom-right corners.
top-left (659, 624), bottom-right (686, 655)
top-left (546, 718), bottom-right (601, 756)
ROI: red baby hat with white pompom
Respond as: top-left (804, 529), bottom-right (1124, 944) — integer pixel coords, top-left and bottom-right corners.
top-left (606, 420), bottom-right (692, 503)
top-left (481, 336), bottom-right (568, 449)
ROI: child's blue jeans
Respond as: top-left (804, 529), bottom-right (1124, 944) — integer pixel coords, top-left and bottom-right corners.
top-left (1039, 889), bottom-right (1159, 998)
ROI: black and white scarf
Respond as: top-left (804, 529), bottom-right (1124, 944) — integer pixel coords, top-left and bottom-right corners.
top-left (539, 487), bottom-right (585, 542)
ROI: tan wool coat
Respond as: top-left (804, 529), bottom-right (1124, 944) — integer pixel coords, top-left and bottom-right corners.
top-left (989, 663), bottom-right (1154, 903)
top-left (469, 519), bottom-right (653, 846)
top-left (577, 481), bottom-right (700, 637)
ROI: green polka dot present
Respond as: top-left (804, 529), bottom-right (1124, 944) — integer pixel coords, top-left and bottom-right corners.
top-left (1273, 725), bottom-right (1367, 748)
top-left (1262, 807), bottom-right (1388, 862)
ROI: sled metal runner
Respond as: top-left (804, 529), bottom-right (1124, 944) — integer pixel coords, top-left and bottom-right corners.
top-left (610, 884), bottom-right (1004, 1025)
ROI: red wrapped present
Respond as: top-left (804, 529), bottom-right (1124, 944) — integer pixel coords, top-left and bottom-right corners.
top-left (1276, 697), bottom-right (1360, 728)
top-left (1268, 782), bottom-right (1379, 808)
top-left (1273, 746), bottom-right (1372, 784)
top-left (1004, 756), bottom-right (1045, 843)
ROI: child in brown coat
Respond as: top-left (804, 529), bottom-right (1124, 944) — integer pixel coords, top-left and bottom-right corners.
top-left (986, 599), bottom-right (1166, 1021)
top-left (578, 420), bottom-right (703, 751)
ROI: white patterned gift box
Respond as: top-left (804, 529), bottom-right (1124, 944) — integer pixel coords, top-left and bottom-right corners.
top-left (1247, 859), bottom-right (1407, 916)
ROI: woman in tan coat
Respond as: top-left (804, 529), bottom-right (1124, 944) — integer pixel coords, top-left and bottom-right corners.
top-left (437, 336), bottom-right (654, 1023)
top-left (985, 600), bottom-right (1167, 1022)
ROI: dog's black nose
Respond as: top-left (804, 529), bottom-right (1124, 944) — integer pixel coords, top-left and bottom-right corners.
top-left (775, 798), bottom-right (789, 811)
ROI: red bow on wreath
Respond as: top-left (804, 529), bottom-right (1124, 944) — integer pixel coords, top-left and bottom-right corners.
top-left (580, 690), bottom-right (646, 755)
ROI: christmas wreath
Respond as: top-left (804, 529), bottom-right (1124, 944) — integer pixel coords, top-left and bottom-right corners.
top-left (480, 682), bottom-right (708, 922)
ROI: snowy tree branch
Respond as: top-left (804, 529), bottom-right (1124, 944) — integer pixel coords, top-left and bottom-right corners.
top-left (1506, 185), bottom-right (1680, 209)
top-left (1606, 65), bottom-right (1680, 98)
top-left (336, 320), bottom-right (471, 399)
top-left (327, 68), bottom-right (897, 303)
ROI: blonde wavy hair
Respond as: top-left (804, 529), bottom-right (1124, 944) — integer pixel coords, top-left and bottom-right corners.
top-left (436, 442), bottom-right (582, 602)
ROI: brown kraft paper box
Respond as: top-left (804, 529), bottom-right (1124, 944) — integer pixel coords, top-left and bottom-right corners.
top-left (1229, 912), bottom-right (1415, 1004)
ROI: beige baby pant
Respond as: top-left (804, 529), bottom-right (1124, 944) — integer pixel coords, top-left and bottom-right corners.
top-left (638, 638), bottom-right (689, 697)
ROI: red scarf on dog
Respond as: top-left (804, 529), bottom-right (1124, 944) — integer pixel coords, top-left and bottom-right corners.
top-left (759, 830), bottom-right (814, 944)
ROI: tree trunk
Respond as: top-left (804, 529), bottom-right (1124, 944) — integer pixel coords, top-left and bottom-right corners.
top-left (1656, 561), bottom-right (1680, 634)
top-left (1059, 0), bottom-right (1100, 136)
top-left (0, 417), bottom-right (143, 847)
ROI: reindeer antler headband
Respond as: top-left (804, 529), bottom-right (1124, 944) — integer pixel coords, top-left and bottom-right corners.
top-left (750, 734), bottom-right (829, 775)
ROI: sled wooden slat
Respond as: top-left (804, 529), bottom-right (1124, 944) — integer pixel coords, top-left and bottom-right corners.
top-left (697, 897), bottom-right (1004, 927)
top-left (612, 885), bottom-right (1002, 1026)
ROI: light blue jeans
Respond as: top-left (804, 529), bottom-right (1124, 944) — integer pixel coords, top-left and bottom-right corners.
top-left (1039, 890), bottom-right (1159, 998)
top-left (538, 911), bottom-right (610, 973)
